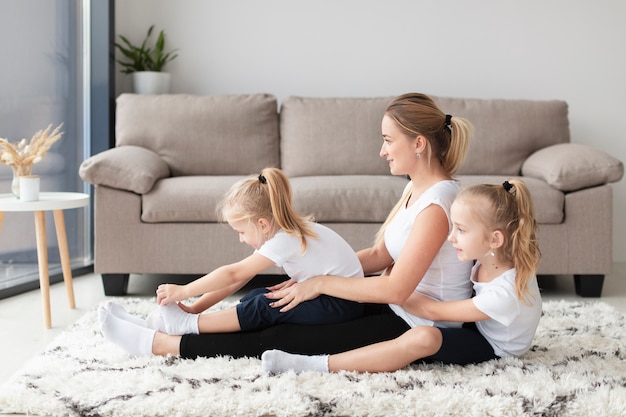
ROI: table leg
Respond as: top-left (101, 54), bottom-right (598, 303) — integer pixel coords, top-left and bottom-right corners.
top-left (53, 209), bottom-right (76, 309)
top-left (34, 211), bottom-right (51, 329)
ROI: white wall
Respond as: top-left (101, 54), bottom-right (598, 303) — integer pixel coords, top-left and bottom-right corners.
top-left (116, 0), bottom-right (626, 262)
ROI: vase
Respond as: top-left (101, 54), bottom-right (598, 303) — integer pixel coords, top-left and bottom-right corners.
top-left (132, 71), bottom-right (171, 94)
top-left (11, 165), bottom-right (33, 198)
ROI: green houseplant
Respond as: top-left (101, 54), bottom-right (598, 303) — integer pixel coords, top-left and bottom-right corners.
top-left (115, 25), bottom-right (178, 94)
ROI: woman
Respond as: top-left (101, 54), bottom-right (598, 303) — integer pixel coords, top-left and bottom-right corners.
top-left (99, 92), bottom-right (474, 359)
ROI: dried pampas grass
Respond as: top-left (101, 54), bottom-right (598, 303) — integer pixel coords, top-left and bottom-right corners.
top-left (0, 123), bottom-right (64, 175)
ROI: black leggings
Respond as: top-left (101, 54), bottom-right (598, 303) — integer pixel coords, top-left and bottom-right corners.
top-left (180, 304), bottom-right (410, 359)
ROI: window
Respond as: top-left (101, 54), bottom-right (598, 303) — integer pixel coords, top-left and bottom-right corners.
top-left (0, 0), bottom-right (112, 298)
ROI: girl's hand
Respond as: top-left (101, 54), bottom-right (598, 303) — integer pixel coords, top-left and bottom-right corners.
top-left (178, 302), bottom-right (200, 314)
top-left (156, 283), bottom-right (187, 306)
top-left (266, 278), bottom-right (296, 292)
top-left (265, 278), bottom-right (321, 312)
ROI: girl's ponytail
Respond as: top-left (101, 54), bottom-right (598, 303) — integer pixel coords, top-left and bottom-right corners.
top-left (504, 179), bottom-right (541, 302)
top-left (261, 167), bottom-right (316, 251)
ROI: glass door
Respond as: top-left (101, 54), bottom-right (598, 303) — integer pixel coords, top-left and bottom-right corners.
top-left (0, 0), bottom-right (108, 297)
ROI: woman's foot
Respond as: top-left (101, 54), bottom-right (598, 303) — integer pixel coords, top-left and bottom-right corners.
top-left (261, 349), bottom-right (329, 374)
top-left (98, 306), bottom-right (155, 357)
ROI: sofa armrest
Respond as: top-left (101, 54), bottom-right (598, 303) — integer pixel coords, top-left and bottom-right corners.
top-left (521, 143), bottom-right (624, 191)
top-left (79, 145), bottom-right (170, 194)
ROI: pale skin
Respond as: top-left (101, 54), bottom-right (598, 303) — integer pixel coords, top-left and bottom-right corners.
top-left (149, 114), bottom-right (460, 356)
top-left (326, 197), bottom-right (513, 373)
top-left (155, 216), bottom-right (278, 333)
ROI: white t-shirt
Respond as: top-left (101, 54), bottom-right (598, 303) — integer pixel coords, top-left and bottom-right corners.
top-left (472, 262), bottom-right (543, 357)
top-left (386, 180), bottom-right (473, 328)
top-left (256, 222), bottom-right (363, 282)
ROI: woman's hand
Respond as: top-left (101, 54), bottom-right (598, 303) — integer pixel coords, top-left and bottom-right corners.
top-left (266, 278), bottom-right (296, 292)
top-left (156, 283), bottom-right (188, 306)
top-left (265, 277), bottom-right (323, 312)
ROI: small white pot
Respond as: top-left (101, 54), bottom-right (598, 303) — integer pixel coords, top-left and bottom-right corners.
top-left (19, 175), bottom-right (40, 201)
top-left (132, 71), bottom-right (171, 94)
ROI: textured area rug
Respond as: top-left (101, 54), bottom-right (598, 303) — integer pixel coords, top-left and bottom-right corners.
top-left (1, 299), bottom-right (625, 417)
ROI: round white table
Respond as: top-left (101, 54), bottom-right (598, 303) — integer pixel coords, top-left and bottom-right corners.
top-left (0, 192), bottom-right (90, 328)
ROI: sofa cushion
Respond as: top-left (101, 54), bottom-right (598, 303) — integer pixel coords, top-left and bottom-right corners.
top-left (433, 97), bottom-right (570, 176)
top-left (79, 146), bottom-right (170, 194)
top-left (141, 174), bottom-right (409, 224)
top-left (280, 96), bottom-right (570, 178)
top-left (141, 176), bottom-right (245, 223)
top-left (521, 143), bottom-right (624, 191)
top-left (116, 94), bottom-right (280, 177)
top-left (280, 96), bottom-right (393, 177)
top-left (458, 175), bottom-right (564, 224)
top-left (290, 175), bottom-right (409, 223)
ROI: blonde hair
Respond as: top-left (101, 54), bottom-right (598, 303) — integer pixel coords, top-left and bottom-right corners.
top-left (218, 167), bottom-right (316, 251)
top-left (374, 93), bottom-right (472, 246)
top-left (458, 179), bottom-right (541, 302)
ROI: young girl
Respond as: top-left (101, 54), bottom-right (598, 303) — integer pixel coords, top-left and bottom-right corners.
top-left (262, 179), bottom-right (542, 373)
top-left (99, 167), bottom-right (365, 355)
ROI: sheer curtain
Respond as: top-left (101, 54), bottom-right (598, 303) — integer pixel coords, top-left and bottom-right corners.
top-left (0, 0), bottom-right (110, 297)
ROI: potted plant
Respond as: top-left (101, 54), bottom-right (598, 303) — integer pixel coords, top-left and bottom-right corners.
top-left (115, 25), bottom-right (178, 94)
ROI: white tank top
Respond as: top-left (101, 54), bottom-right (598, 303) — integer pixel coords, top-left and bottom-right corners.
top-left (385, 180), bottom-right (473, 328)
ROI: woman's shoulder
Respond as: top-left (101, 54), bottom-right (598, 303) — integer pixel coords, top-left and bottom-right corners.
top-left (431, 179), bottom-right (461, 194)
top-left (420, 180), bottom-right (460, 207)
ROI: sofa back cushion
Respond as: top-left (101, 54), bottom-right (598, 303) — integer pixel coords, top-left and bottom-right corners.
top-left (116, 94), bottom-right (280, 176)
top-left (433, 96), bottom-right (570, 175)
top-left (280, 96), bottom-right (393, 177)
top-left (280, 95), bottom-right (570, 177)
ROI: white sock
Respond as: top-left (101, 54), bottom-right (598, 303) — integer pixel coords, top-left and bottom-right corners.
top-left (158, 303), bottom-right (199, 335)
top-left (146, 308), bottom-right (166, 332)
top-left (98, 306), bottom-right (155, 357)
top-left (261, 349), bottom-right (329, 374)
top-left (104, 301), bottom-right (147, 327)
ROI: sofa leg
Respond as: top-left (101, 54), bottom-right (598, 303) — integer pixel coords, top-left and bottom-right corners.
top-left (573, 274), bottom-right (604, 298)
top-left (102, 273), bottom-right (130, 296)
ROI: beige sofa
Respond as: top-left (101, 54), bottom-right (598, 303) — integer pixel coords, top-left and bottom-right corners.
top-left (79, 93), bottom-right (623, 297)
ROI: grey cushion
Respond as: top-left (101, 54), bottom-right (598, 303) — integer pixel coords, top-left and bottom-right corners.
top-left (141, 174), bottom-right (409, 224)
top-left (433, 97), bottom-right (570, 176)
top-left (79, 146), bottom-right (170, 194)
top-left (458, 175), bottom-right (564, 224)
top-left (116, 93), bottom-right (280, 177)
top-left (141, 176), bottom-right (245, 222)
top-left (280, 96), bottom-right (393, 177)
top-left (290, 175), bottom-right (409, 223)
top-left (521, 143), bottom-right (624, 191)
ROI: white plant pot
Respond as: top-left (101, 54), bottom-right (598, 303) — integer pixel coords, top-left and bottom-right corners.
top-left (132, 71), bottom-right (171, 94)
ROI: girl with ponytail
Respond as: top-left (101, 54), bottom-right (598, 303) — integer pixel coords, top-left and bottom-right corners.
top-left (100, 167), bottom-right (365, 352)
top-left (262, 179), bottom-right (542, 373)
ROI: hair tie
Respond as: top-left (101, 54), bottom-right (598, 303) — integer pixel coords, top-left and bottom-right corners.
top-left (503, 180), bottom-right (514, 193)
top-left (258, 174), bottom-right (267, 184)
top-left (444, 114), bottom-right (452, 133)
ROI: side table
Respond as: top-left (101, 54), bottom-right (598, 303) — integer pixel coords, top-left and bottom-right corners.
top-left (0, 192), bottom-right (90, 328)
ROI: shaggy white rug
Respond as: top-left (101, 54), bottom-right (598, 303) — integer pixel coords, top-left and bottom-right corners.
top-left (1, 299), bottom-right (625, 417)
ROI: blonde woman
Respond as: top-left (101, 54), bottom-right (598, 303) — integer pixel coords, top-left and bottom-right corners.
top-left (263, 180), bottom-right (543, 373)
